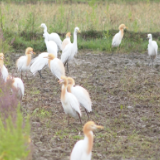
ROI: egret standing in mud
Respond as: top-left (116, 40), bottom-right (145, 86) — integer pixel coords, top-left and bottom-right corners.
top-left (147, 34), bottom-right (158, 67)
top-left (0, 53), bottom-right (8, 82)
top-left (43, 33), bottom-right (58, 58)
top-left (40, 23), bottom-right (62, 52)
top-left (43, 54), bottom-right (65, 80)
top-left (67, 77), bottom-right (92, 119)
top-left (16, 47), bottom-right (36, 79)
top-left (112, 24), bottom-right (127, 53)
top-left (62, 32), bottom-right (71, 51)
top-left (61, 27), bottom-right (80, 73)
top-left (7, 76), bottom-right (25, 100)
top-left (59, 76), bottom-right (82, 124)
top-left (30, 52), bottom-right (49, 79)
top-left (70, 121), bottom-right (103, 160)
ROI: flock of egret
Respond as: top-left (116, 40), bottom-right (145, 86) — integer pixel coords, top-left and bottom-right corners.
top-left (0, 23), bottom-right (158, 160)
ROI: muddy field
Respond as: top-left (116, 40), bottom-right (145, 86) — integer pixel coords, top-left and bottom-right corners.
top-left (9, 51), bottom-right (160, 160)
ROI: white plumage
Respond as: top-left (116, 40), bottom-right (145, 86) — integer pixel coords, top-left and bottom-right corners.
top-left (16, 47), bottom-right (35, 78)
top-left (43, 33), bottom-right (58, 58)
top-left (13, 77), bottom-right (25, 98)
top-left (30, 52), bottom-right (49, 76)
top-left (61, 27), bottom-right (80, 72)
top-left (62, 87), bottom-right (81, 119)
top-left (147, 34), bottom-right (158, 66)
top-left (0, 53), bottom-right (8, 82)
top-left (71, 135), bottom-right (92, 160)
top-left (67, 77), bottom-right (92, 113)
top-left (44, 54), bottom-right (65, 80)
top-left (112, 24), bottom-right (127, 47)
top-left (62, 32), bottom-right (71, 51)
top-left (70, 121), bottom-right (103, 160)
top-left (1, 65), bottom-right (8, 82)
top-left (59, 76), bottom-right (82, 122)
top-left (41, 23), bottom-right (62, 51)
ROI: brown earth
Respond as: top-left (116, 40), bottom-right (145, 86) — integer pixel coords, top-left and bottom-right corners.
top-left (9, 51), bottom-right (160, 160)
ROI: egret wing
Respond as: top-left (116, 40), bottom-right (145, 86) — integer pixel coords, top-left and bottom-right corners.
top-left (50, 58), bottom-right (65, 79)
top-left (61, 43), bottom-right (73, 63)
top-left (72, 86), bottom-right (92, 112)
top-left (30, 52), bottom-right (49, 75)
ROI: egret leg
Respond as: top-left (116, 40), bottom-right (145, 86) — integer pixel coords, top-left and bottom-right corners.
top-left (67, 62), bottom-right (69, 73)
top-left (85, 109), bottom-right (89, 120)
top-left (77, 112), bottom-right (82, 125)
top-left (38, 70), bottom-right (45, 79)
top-left (26, 71), bottom-right (28, 80)
top-left (64, 61), bottom-right (67, 66)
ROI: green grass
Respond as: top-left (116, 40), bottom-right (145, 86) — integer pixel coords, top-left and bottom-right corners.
top-left (1, 0), bottom-right (160, 3)
top-left (0, 107), bottom-right (31, 160)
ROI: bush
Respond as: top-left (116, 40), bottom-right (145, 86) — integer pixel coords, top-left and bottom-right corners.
top-left (0, 73), bottom-right (31, 160)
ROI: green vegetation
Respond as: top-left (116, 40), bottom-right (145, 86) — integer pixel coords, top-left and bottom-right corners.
top-left (0, 1), bottom-right (159, 53)
top-left (0, 0), bottom-right (160, 3)
top-left (0, 107), bottom-right (31, 160)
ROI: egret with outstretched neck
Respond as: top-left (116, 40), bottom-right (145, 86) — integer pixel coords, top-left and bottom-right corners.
top-left (61, 27), bottom-right (80, 73)
top-left (40, 23), bottom-right (62, 51)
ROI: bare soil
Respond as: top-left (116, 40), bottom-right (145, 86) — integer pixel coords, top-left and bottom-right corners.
top-left (9, 51), bottom-right (160, 160)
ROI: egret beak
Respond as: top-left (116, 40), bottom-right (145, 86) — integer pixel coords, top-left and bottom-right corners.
top-left (78, 30), bottom-right (81, 33)
top-left (95, 125), bottom-right (104, 130)
top-left (125, 27), bottom-right (128, 29)
top-left (33, 52), bottom-right (36, 54)
top-left (39, 25), bottom-right (41, 28)
top-left (58, 79), bottom-right (64, 84)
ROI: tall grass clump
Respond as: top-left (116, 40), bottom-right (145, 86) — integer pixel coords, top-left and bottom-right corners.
top-left (0, 73), bottom-right (31, 160)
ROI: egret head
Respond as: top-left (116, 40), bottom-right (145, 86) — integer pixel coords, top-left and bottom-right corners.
top-left (148, 34), bottom-right (152, 39)
top-left (40, 23), bottom-right (46, 28)
top-left (83, 121), bottom-right (103, 134)
top-left (66, 32), bottom-right (71, 38)
top-left (43, 53), bottom-right (55, 60)
top-left (67, 77), bottom-right (75, 85)
top-left (75, 27), bottom-right (81, 33)
top-left (0, 53), bottom-right (4, 60)
top-left (119, 24), bottom-right (127, 30)
top-left (58, 76), bottom-right (68, 86)
top-left (25, 47), bottom-right (35, 55)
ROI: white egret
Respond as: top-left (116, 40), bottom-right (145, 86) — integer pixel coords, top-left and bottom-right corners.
top-left (62, 32), bottom-right (71, 51)
top-left (70, 121), bottom-right (103, 160)
top-left (61, 27), bottom-right (80, 72)
top-left (147, 34), bottom-right (158, 66)
top-left (67, 77), bottom-right (92, 119)
top-left (0, 53), bottom-right (8, 82)
top-left (40, 23), bottom-right (62, 51)
top-left (7, 76), bottom-right (25, 99)
top-left (112, 24), bottom-right (127, 48)
top-left (43, 54), bottom-right (65, 80)
top-left (58, 76), bottom-right (82, 124)
top-left (30, 52), bottom-right (49, 79)
top-left (43, 33), bottom-right (58, 58)
top-left (16, 47), bottom-right (35, 79)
